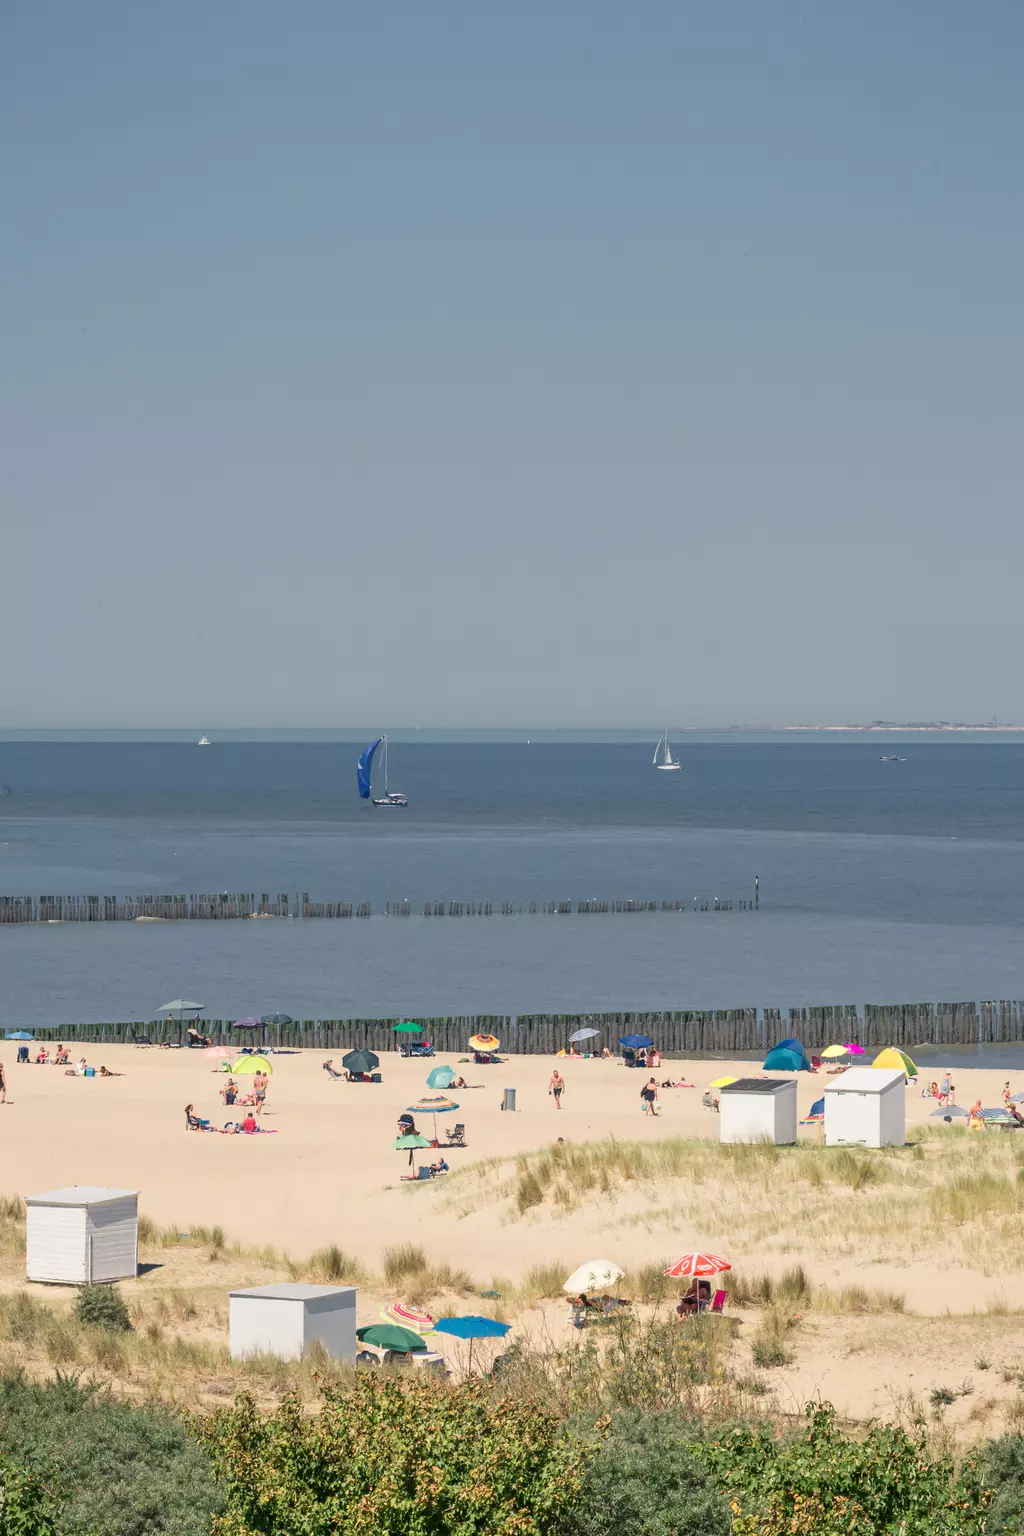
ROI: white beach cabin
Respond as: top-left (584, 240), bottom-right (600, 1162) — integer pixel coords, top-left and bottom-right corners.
top-left (25, 1186), bottom-right (139, 1285)
top-left (719, 1078), bottom-right (797, 1145)
top-left (229, 1283), bottom-right (357, 1361)
top-left (824, 1066), bottom-right (906, 1148)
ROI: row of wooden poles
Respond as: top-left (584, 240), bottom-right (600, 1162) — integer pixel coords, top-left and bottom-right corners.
top-left (0, 893), bottom-right (756, 923)
top-left (13, 1001), bottom-right (1024, 1053)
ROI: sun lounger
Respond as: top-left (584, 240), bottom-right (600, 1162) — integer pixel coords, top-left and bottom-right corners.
top-left (445, 1124), bottom-right (466, 1146)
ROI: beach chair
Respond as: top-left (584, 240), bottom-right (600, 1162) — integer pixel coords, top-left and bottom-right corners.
top-left (128, 1027), bottom-right (153, 1047)
top-left (709, 1290), bottom-right (727, 1314)
top-left (701, 1092), bottom-right (719, 1113)
top-left (810, 1056), bottom-right (822, 1073)
top-left (445, 1124), bottom-right (466, 1146)
top-left (322, 1060), bottom-right (345, 1079)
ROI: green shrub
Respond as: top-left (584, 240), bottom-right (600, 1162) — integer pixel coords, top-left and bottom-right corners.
top-left (699, 1401), bottom-right (991, 1534)
top-left (74, 1286), bottom-right (132, 1333)
top-left (986, 1434), bottom-right (1024, 1533)
top-left (198, 1374), bottom-right (592, 1535)
top-left (0, 1448), bottom-right (60, 1534)
top-left (0, 1371), bottom-right (219, 1535)
top-left (750, 1337), bottom-right (791, 1369)
top-left (568, 1410), bottom-right (731, 1536)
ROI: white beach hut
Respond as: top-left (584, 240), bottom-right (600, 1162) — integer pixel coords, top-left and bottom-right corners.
top-left (719, 1078), bottom-right (798, 1145)
top-left (25, 1186), bottom-right (139, 1285)
top-left (229, 1283), bottom-right (357, 1361)
top-left (824, 1066), bottom-right (906, 1148)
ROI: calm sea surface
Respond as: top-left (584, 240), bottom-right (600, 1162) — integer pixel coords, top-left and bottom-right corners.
top-left (2, 737), bottom-right (1024, 1030)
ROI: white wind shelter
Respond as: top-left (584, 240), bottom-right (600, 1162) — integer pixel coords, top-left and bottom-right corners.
top-left (824, 1066), bottom-right (906, 1148)
top-left (719, 1078), bottom-right (798, 1145)
top-left (25, 1186), bottom-right (138, 1284)
top-left (229, 1284), bottom-right (357, 1361)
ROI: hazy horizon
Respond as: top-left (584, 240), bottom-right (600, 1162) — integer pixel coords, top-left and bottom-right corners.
top-left (6, 4), bottom-right (1022, 728)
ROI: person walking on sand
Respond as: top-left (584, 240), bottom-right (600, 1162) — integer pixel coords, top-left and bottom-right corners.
top-left (253, 1071), bottom-right (268, 1116)
top-left (0, 1059), bottom-right (6, 1104)
top-left (1002, 1081), bottom-right (1012, 1106)
top-left (549, 1070), bottom-right (565, 1110)
top-left (939, 1073), bottom-right (950, 1105)
top-left (641, 1077), bottom-right (660, 1116)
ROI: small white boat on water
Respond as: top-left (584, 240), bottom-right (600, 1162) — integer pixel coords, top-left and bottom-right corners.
top-left (653, 730), bottom-right (681, 771)
top-left (357, 734), bottom-right (408, 807)
top-left (198, 736), bottom-right (211, 746)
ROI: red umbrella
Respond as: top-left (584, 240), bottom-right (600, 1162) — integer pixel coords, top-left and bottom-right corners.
top-left (663, 1253), bottom-right (731, 1279)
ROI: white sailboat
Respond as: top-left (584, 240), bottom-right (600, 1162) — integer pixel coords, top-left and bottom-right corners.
top-left (198, 736), bottom-right (211, 746)
top-left (653, 729), bottom-right (681, 771)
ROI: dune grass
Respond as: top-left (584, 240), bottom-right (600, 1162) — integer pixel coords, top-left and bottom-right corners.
top-left (424, 1129), bottom-right (1024, 1279)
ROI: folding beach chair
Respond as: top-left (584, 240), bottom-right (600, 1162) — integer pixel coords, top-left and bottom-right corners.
top-left (709, 1290), bottom-right (727, 1314)
top-left (445, 1124), bottom-right (466, 1146)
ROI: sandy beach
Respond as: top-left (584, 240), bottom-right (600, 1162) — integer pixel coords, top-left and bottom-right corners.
top-left (0, 1043), bottom-right (1016, 1288)
top-left (4, 1042), bottom-right (1024, 1434)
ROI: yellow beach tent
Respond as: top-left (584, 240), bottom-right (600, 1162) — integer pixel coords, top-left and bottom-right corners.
top-left (872, 1047), bottom-right (916, 1077)
top-left (232, 1054), bottom-right (273, 1075)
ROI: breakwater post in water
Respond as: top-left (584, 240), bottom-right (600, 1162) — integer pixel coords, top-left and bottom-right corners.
top-left (0, 893), bottom-right (756, 924)
top-left (13, 1001), bottom-right (1024, 1054)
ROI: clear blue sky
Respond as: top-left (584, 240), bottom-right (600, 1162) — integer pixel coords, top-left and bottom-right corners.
top-left (4, 2), bottom-right (1021, 727)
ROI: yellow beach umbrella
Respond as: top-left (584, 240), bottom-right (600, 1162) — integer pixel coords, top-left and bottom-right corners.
top-left (709, 1075), bottom-right (737, 1089)
top-left (820, 1044), bottom-right (848, 1059)
top-left (232, 1054), bottom-right (273, 1074)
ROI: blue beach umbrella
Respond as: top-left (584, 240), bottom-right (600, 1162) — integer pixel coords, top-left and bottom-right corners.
top-left (426, 1065), bottom-right (456, 1090)
top-left (433, 1314), bottom-right (511, 1370)
top-left (6, 1031), bottom-right (34, 1041)
top-left (619, 1034), bottom-right (653, 1050)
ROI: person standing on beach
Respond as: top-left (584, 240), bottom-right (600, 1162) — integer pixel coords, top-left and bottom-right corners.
top-left (940, 1073), bottom-right (950, 1104)
top-left (0, 1060), bottom-right (6, 1104)
top-left (549, 1070), bottom-right (565, 1110)
top-left (641, 1078), bottom-right (660, 1116)
top-left (253, 1071), bottom-right (268, 1116)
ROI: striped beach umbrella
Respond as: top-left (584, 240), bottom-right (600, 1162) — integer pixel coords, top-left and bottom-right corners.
top-left (406, 1094), bottom-right (459, 1138)
top-left (663, 1253), bottom-right (731, 1280)
top-left (382, 1303), bottom-right (436, 1333)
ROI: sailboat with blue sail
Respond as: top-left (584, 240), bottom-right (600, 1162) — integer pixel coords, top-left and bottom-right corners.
top-left (357, 734), bottom-right (408, 807)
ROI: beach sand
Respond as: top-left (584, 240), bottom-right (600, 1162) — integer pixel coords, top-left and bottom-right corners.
top-left (3, 1043), bottom-right (1024, 1431)
top-left (0, 1044), bottom-right (1012, 1283)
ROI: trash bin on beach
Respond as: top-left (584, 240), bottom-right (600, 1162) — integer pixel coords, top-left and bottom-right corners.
top-left (501, 1088), bottom-right (516, 1112)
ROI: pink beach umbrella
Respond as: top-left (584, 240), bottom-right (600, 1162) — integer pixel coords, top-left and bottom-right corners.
top-left (204, 1047), bottom-right (234, 1059)
top-left (844, 1042), bottom-right (865, 1055)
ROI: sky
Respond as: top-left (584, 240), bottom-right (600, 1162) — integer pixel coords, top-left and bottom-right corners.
top-left (3, 2), bottom-right (1022, 728)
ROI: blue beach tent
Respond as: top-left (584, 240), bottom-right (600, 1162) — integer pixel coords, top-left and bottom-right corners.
top-left (763, 1045), bottom-right (812, 1072)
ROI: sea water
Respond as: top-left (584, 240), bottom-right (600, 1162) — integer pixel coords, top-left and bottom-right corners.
top-left (1, 734), bottom-right (1023, 1028)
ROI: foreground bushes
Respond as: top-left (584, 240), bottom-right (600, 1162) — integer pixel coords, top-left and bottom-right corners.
top-left (197, 1374), bottom-right (592, 1535)
top-left (0, 1372), bottom-right (220, 1535)
top-left (701, 1402), bottom-right (992, 1535)
top-left (4, 1364), bottom-right (1024, 1535)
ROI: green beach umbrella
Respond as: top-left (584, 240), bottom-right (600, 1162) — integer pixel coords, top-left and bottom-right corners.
top-left (357, 1323), bottom-right (427, 1354)
top-left (426, 1065), bottom-right (456, 1089)
top-left (393, 1021), bottom-right (422, 1034)
top-left (393, 1134), bottom-right (432, 1150)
